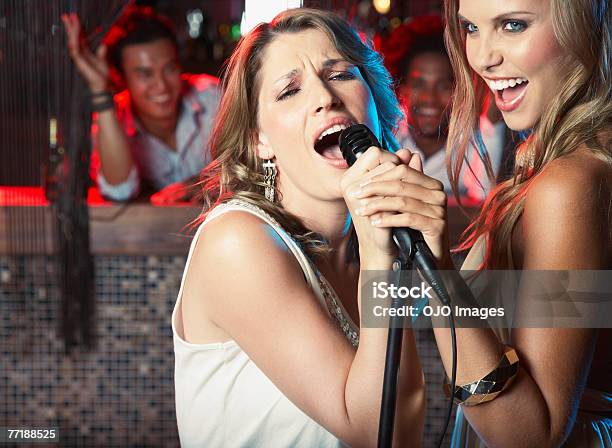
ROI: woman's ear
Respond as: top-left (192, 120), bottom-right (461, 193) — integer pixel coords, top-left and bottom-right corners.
top-left (256, 132), bottom-right (275, 159)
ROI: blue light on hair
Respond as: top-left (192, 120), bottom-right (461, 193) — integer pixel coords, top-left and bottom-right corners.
top-left (593, 0), bottom-right (607, 28)
top-left (473, 129), bottom-right (487, 160)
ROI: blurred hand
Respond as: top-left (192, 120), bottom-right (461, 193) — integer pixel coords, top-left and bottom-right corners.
top-left (61, 13), bottom-right (110, 93)
top-left (344, 147), bottom-right (452, 267)
top-left (150, 181), bottom-right (200, 206)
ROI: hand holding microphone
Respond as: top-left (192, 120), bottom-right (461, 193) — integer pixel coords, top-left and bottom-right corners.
top-left (339, 124), bottom-right (452, 272)
top-left (339, 141), bottom-right (404, 266)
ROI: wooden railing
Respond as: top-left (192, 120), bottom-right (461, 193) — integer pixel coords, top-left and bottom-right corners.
top-left (0, 187), bottom-right (477, 255)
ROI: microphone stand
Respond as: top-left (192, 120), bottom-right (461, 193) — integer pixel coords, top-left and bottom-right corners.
top-left (377, 256), bottom-right (410, 448)
top-left (376, 239), bottom-right (458, 448)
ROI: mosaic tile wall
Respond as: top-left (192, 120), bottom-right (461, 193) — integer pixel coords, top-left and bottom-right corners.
top-left (0, 254), bottom-right (455, 447)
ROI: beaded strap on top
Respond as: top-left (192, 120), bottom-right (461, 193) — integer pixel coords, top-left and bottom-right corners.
top-left (317, 273), bottom-right (359, 347)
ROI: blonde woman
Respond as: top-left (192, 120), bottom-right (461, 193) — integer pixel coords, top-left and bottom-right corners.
top-left (352, 0), bottom-right (610, 445)
top-left (171, 9), bottom-right (431, 447)
top-left (435, 0), bottom-right (609, 445)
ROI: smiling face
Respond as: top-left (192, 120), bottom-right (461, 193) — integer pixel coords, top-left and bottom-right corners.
top-left (399, 52), bottom-right (453, 138)
top-left (459, 0), bottom-right (566, 130)
top-left (121, 38), bottom-right (182, 123)
top-left (256, 28), bottom-right (379, 202)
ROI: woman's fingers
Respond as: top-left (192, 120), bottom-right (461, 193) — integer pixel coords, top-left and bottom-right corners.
top-left (363, 164), bottom-right (444, 191)
top-left (355, 179), bottom-right (446, 206)
top-left (341, 146), bottom-right (400, 195)
top-left (355, 195), bottom-right (446, 220)
top-left (350, 149), bottom-right (417, 189)
top-left (344, 164), bottom-right (396, 204)
top-left (349, 146), bottom-right (400, 175)
top-left (408, 152), bottom-right (423, 172)
top-left (369, 211), bottom-right (446, 238)
top-left (355, 161), bottom-right (397, 188)
top-left (394, 148), bottom-right (413, 165)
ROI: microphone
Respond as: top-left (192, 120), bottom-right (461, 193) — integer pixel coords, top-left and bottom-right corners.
top-left (339, 124), bottom-right (448, 304)
top-left (340, 125), bottom-right (458, 448)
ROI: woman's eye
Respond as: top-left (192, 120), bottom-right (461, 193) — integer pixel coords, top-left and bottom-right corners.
top-left (329, 71), bottom-right (355, 81)
top-left (502, 20), bottom-right (527, 32)
top-left (277, 88), bottom-right (300, 101)
top-left (462, 21), bottom-right (478, 34)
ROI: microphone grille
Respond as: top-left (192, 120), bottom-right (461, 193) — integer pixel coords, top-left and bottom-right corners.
top-left (339, 124), bottom-right (381, 166)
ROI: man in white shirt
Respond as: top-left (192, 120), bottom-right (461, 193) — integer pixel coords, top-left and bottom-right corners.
top-left (62, 7), bottom-right (220, 203)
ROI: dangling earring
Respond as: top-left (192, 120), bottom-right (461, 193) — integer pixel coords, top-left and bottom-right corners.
top-left (263, 159), bottom-right (277, 202)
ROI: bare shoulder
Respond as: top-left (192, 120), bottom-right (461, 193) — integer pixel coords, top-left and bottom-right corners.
top-left (526, 149), bottom-right (611, 212)
top-left (180, 208), bottom-right (307, 342)
top-left (191, 209), bottom-right (303, 284)
top-left (522, 149), bottom-right (611, 269)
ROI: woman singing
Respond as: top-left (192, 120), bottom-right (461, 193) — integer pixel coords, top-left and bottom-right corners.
top-left (171, 9), bottom-right (432, 447)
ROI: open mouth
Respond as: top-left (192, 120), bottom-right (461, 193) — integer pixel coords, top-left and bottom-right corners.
top-left (312, 121), bottom-right (354, 168)
top-left (149, 94), bottom-right (172, 104)
top-left (414, 106), bottom-right (442, 118)
top-left (486, 77), bottom-right (529, 111)
top-left (497, 82), bottom-right (528, 103)
top-left (314, 129), bottom-right (344, 159)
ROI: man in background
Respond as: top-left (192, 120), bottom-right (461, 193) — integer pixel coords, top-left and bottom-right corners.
top-left (62, 7), bottom-right (220, 203)
top-left (378, 16), bottom-right (507, 203)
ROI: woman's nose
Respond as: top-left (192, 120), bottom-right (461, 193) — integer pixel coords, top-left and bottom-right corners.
top-left (312, 79), bottom-right (341, 114)
top-left (472, 36), bottom-right (503, 73)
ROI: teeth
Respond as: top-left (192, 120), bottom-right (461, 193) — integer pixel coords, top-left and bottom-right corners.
top-left (418, 108), bottom-right (439, 116)
top-left (486, 77), bottom-right (527, 91)
top-left (317, 123), bottom-right (351, 141)
top-left (151, 95), bottom-right (171, 102)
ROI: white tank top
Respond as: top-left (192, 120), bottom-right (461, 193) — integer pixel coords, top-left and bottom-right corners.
top-left (172, 200), bottom-right (358, 447)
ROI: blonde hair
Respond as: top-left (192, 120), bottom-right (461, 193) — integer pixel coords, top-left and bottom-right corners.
top-left (444, 0), bottom-right (612, 268)
top-left (197, 8), bottom-right (401, 260)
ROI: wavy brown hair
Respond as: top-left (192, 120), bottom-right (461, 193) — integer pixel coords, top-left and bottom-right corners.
top-left (444, 0), bottom-right (612, 268)
top-left (195, 8), bottom-right (401, 260)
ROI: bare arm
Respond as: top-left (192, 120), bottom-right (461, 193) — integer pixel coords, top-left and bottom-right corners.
top-left (184, 212), bottom-right (423, 447)
top-left (353, 146), bottom-right (611, 445)
top-left (94, 109), bottom-right (135, 185)
top-left (62, 13), bottom-right (135, 187)
top-left (432, 153), bottom-right (610, 446)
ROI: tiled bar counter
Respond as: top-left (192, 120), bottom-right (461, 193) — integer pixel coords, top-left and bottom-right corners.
top-left (0, 202), bottom-right (475, 447)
